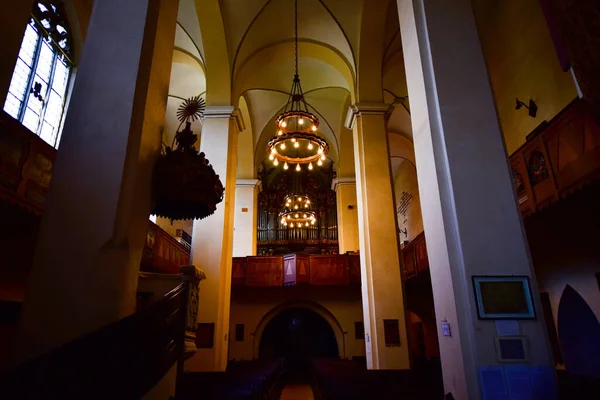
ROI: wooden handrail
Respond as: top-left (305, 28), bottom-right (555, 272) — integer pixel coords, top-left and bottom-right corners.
top-left (0, 282), bottom-right (189, 399)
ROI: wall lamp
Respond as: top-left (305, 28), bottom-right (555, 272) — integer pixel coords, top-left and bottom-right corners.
top-left (516, 98), bottom-right (538, 118)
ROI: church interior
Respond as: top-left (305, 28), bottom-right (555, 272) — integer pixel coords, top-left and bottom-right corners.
top-left (0, 0), bottom-right (599, 399)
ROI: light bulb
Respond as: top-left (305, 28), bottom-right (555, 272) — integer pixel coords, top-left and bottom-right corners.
top-left (294, 205), bottom-right (299, 209)
top-left (283, 162), bottom-right (289, 170)
top-left (306, 199), bottom-right (310, 204)
top-left (278, 130), bottom-right (283, 136)
top-left (291, 138), bottom-right (296, 142)
top-left (281, 218), bottom-right (285, 224)
top-left (305, 222), bottom-right (309, 227)
top-left (271, 147), bottom-right (276, 154)
top-left (269, 154), bottom-right (274, 160)
top-left (299, 118), bottom-right (304, 125)
top-left (280, 143), bottom-right (286, 150)
top-left (295, 164), bottom-right (301, 172)
top-left (304, 214), bottom-right (307, 218)
top-left (321, 154), bottom-right (326, 161)
top-left (298, 197), bottom-right (302, 201)
top-left (295, 213), bottom-right (299, 218)
top-left (311, 220), bottom-right (316, 225)
top-left (290, 222), bottom-right (294, 228)
top-left (318, 147), bottom-right (323, 154)
top-left (304, 204), bottom-right (308, 208)
top-left (311, 125), bottom-right (317, 132)
top-left (281, 121), bottom-right (287, 128)
top-left (287, 215), bottom-right (291, 219)
top-left (294, 141), bottom-right (300, 148)
top-left (317, 159), bottom-right (323, 166)
top-left (308, 162), bottom-right (313, 170)
top-left (307, 143), bottom-right (313, 150)
top-left (273, 159), bottom-right (279, 166)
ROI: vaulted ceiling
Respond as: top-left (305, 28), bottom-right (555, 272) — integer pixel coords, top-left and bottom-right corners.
top-left (165, 0), bottom-right (414, 178)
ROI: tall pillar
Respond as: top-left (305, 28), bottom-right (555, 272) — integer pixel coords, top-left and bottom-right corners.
top-left (0, 0), bottom-right (33, 100)
top-left (332, 177), bottom-right (359, 253)
top-left (233, 179), bottom-right (260, 257)
top-left (398, 0), bottom-right (555, 399)
top-left (345, 104), bottom-right (410, 370)
top-left (16, 0), bottom-right (179, 363)
top-left (186, 107), bottom-right (241, 371)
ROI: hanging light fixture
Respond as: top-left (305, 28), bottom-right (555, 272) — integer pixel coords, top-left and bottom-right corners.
top-left (279, 194), bottom-right (317, 228)
top-left (266, 0), bottom-right (329, 170)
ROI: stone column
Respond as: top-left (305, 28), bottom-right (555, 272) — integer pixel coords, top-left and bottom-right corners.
top-left (345, 104), bottom-right (410, 370)
top-left (16, 0), bottom-right (179, 363)
top-left (180, 265), bottom-right (206, 359)
top-left (398, 0), bottom-right (555, 398)
top-left (232, 179), bottom-right (260, 257)
top-left (0, 0), bottom-right (34, 101)
top-left (331, 177), bottom-right (359, 253)
top-left (186, 106), bottom-right (241, 371)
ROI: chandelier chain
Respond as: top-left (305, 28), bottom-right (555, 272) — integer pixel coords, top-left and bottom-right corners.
top-left (294, 0), bottom-right (299, 77)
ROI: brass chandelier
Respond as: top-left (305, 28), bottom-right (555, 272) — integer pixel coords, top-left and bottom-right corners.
top-left (266, 0), bottom-right (329, 172)
top-left (279, 194), bottom-right (317, 228)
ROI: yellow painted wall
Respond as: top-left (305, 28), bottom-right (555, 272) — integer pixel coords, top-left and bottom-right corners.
top-left (336, 182), bottom-right (360, 253)
top-left (393, 160), bottom-right (423, 243)
top-left (228, 286), bottom-right (366, 361)
top-left (473, 0), bottom-right (578, 154)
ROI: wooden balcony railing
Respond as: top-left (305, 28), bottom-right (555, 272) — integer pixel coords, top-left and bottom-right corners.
top-left (509, 99), bottom-right (600, 217)
top-left (0, 282), bottom-right (189, 399)
top-left (401, 232), bottom-right (429, 280)
top-left (0, 110), bottom-right (191, 275)
top-left (232, 253), bottom-right (361, 287)
top-left (141, 221), bottom-right (191, 274)
top-left (0, 111), bottom-right (55, 215)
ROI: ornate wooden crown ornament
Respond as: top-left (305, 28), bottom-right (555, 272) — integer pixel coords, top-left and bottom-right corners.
top-left (152, 95), bottom-right (224, 221)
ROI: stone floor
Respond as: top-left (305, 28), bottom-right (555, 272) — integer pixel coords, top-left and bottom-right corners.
top-left (280, 384), bottom-right (315, 400)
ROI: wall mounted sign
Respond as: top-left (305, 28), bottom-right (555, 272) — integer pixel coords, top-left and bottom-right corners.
top-left (441, 320), bottom-right (451, 337)
top-left (472, 276), bottom-right (536, 319)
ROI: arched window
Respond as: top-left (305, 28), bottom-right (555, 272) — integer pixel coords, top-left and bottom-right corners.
top-left (3, 1), bottom-right (74, 148)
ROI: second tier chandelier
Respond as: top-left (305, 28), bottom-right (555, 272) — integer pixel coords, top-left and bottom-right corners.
top-left (266, 0), bottom-right (329, 172)
top-left (279, 194), bottom-right (317, 228)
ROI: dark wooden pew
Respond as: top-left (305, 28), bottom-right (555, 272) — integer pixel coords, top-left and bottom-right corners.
top-left (178, 359), bottom-right (284, 400)
top-left (311, 358), bottom-right (444, 400)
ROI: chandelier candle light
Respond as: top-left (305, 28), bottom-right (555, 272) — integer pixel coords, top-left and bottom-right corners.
top-left (266, 0), bottom-right (329, 172)
top-left (279, 194), bottom-right (317, 228)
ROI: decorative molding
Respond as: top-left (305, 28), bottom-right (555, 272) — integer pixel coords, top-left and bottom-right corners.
top-left (179, 265), bottom-right (205, 359)
top-left (344, 103), bottom-right (393, 130)
top-left (202, 105), bottom-right (235, 118)
top-left (202, 106), bottom-right (245, 132)
top-left (331, 177), bottom-right (356, 191)
top-left (236, 178), bottom-right (261, 188)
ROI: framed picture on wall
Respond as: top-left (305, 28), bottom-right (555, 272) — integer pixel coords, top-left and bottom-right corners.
top-left (472, 276), bottom-right (536, 319)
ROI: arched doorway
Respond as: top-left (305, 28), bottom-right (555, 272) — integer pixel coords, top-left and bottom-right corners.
top-left (257, 305), bottom-right (340, 379)
top-left (557, 285), bottom-right (600, 378)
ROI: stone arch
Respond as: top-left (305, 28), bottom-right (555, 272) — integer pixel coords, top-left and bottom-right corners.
top-left (253, 300), bottom-right (346, 359)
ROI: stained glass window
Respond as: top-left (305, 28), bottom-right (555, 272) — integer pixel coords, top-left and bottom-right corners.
top-left (3, 1), bottom-right (74, 149)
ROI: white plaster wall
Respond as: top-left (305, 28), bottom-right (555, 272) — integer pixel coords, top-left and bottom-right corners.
top-left (228, 285), bottom-right (365, 361)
